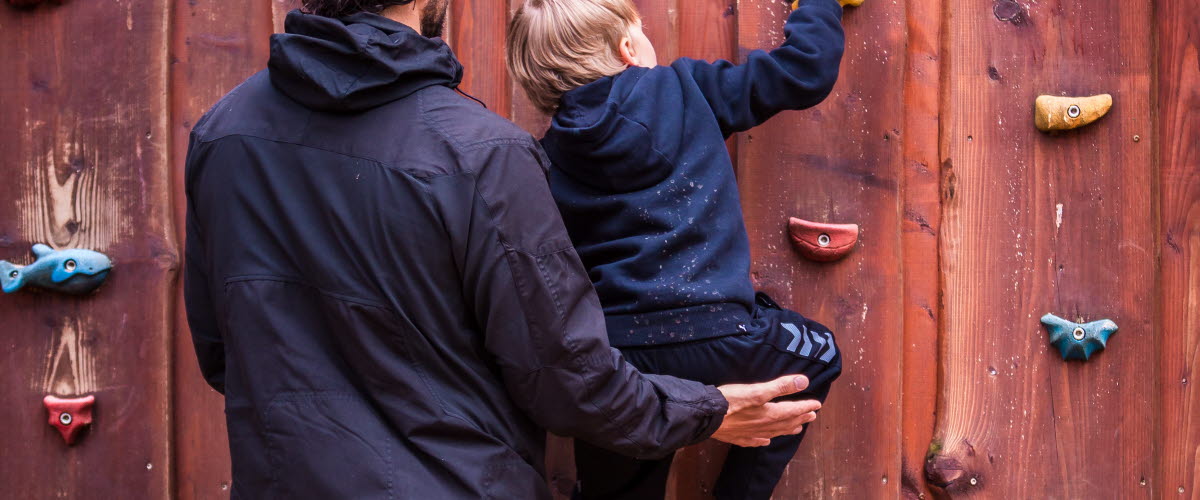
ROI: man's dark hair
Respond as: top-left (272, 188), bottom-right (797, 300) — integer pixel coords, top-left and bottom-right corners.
top-left (302, 0), bottom-right (415, 18)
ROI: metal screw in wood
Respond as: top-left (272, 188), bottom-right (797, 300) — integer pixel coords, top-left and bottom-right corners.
top-left (818, 234), bottom-right (831, 247)
top-left (1072, 327), bottom-right (1086, 340)
top-left (59, 412), bottom-right (72, 426)
top-left (64, 259), bottom-right (76, 272)
top-left (1067, 104), bottom-right (1081, 118)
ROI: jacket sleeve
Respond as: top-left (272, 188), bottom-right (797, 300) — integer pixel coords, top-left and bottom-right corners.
top-left (183, 136), bottom-right (226, 394)
top-left (452, 139), bottom-right (728, 459)
top-left (674, 0), bottom-right (844, 137)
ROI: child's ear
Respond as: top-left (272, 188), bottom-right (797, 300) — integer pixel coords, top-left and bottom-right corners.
top-left (618, 36), bottom-right (639, 67)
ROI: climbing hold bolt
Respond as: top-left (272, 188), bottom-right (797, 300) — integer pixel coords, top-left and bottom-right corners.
top-left (1040, 313), bottom-right (1118, 361)
top-left (0, 244), bottom-right (112, 294)
top-left (44, 395), bottom-right (95, 445)
top-left (788, 218), bottom-right (859, 262)
top-left (1034, 94), bottom-right (1113, 132)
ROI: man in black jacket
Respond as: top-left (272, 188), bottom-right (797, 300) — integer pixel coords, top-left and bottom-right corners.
top-left (184, 1), bottom-right (823, 497)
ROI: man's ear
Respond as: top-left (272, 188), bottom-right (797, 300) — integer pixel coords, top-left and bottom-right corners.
top-left (618, 36), bottom-right (639, 67)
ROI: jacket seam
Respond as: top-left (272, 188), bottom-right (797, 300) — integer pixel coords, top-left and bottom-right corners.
top-left (224, 274), bottom-right (392, 311)
top-left (420, 90), bottom-right (539, 153)
top-left (194, 132), bottom-right (461, 180)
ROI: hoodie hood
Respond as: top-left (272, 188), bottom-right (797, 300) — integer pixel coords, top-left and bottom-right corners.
top-left (541, 67), bottom-right (676, 192)
top-left (268, 10), bottom-right (462, 112)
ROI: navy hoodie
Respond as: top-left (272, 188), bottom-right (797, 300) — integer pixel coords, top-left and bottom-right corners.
top-left (541, 0), bottom-right (845, 347)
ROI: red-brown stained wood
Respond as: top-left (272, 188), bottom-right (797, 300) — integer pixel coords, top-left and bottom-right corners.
top-left (449, 0), bottom-right (512, 117)
top-left (169, 1), bottom-right (274, 498)
top-left (932, 0), bottom-right (1155, 497)
top-left (900, 0), bottom-right (942, 497)
top-left (735, 0), bottom-right (906, 497)
top-left (663, 1), bottom-right (740, 497)
top-left (1155, 1), bottom-right (1200, 497)
top-left (0, 0), bottom-right (175, 497)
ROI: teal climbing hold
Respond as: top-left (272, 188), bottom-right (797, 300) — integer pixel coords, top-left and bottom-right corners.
top-left (0, 244), bottom-right (112, 294)
top-left (1040, 313), bottom-right (1118, 361)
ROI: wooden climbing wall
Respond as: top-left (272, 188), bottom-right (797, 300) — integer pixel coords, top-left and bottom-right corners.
top-left (0, 0), bottom-right (1196, 498)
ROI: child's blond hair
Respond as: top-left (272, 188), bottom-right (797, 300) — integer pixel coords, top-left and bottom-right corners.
top-left (507, 0), bottom-right (641, 114)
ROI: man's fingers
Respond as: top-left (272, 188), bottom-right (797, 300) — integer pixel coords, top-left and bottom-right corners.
top-left (769, 398), bottom-right (822, 416)
top-left (759, 374), bottom-right (810, 403)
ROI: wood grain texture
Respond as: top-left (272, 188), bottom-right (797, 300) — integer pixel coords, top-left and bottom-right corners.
top-left (449, 0), bottom-right (511, 116)
top-left (1155, 0), bottom-right (1200, 497)
top-left (931, 0), bottom-right (1155, 497)
top-left (663, 1), bottom-right (740, 497)
top-left (735, 0), bottom-right (906, 497)
top-left (0, 0), bottom-right (176, 497)
top-left (169, 1), bottom-right (273, 498)
top-left (899, 0), bottom-right (941, 497)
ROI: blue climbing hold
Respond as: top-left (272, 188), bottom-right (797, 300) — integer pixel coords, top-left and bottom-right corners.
top-left (0, 244), bottom-right (112, 294)
top-left (1040, 313), bottom-right (1118, 361)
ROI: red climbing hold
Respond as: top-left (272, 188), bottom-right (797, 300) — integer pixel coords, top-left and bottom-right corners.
top-left (43, 395), bottom-right (95, 445)
top-left (788, 218), bottom-right (859, 262)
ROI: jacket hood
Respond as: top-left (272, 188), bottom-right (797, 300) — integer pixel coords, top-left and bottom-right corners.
top-left (542, 67), bottom-right (675, 192)
top-left (268, 10), bottom-right (463, 112)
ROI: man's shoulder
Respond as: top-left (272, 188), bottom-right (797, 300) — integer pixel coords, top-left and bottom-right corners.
top-left (418, 86), bottom-right (539, 153)
top-left (192, 71), bottom-right (307, 145)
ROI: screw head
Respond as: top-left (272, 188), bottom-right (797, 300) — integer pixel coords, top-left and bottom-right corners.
top-left (64, 259), bottom-right (76, 272)
top-left (1067, 105), bottom-right (1081, 118)
top-left (59, 412), bottom-right (73, 426)
top-left (969, 477), bottom-right (978, 486)
top-left (817, 233), bottom-right (832, 247)
top-left (1133, 135), bottom-right (1141, 142)
top-left (1072, 327), bottom-right (1086, 341)
top-left (8, 270), bottom-right (17, 279)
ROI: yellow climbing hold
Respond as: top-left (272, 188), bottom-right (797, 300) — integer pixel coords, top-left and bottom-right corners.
top-left (793, 0), bottom-right (863, 9)
top-left (1034, 94), bottom-right (1113, 132)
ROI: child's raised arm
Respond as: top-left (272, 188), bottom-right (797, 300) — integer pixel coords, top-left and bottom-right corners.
top-left (674, 0), bottom-right (845, 137)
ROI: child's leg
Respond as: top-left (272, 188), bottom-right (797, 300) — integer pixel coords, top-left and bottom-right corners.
top-left (573, 440), bottom-right (675, 500)
top-left (713, 294), bottom-right (842, 500)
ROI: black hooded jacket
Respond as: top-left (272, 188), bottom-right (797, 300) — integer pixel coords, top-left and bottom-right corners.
top-left (183, 11), bottom-right (727, 499)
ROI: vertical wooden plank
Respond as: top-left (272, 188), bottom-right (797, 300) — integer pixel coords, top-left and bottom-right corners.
top-left (735, 0), bottom-right (907, 497)
top-left (272, 0), bottom-right (301, 34)
top-left (929, 0), bottom-right (1155, 497)
top-left (634, 0), bottom-right (680, 66)
top-left (1155, 1), bottom-right (1200, 497)
top-left (899, 0), bottom-right (941, 496)
top-left (662, 1), bottom-right (740, 497)
top-left (169, 1), bottom-right (273, 498)
top-left (450, 0), bottom-right (512, 117)
top-left (0, 0), bottom-right (174, 497)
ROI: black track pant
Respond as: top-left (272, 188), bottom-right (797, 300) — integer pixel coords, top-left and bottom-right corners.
top-left (574, 293), bottom-right (843, 500)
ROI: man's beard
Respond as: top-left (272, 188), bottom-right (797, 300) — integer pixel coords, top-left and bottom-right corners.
top-left (420, 0), bottom-right (449, 38)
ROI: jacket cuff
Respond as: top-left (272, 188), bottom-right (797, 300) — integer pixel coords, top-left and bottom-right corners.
top-left (690, 385), bottom-right (729, 444)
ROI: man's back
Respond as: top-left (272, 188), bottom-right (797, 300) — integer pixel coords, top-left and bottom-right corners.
top-left (184, 10), bottom-right (727, 499)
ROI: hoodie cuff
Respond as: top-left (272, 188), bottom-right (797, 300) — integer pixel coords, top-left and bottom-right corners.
top-left (794, 0), bottom-right (845, 20)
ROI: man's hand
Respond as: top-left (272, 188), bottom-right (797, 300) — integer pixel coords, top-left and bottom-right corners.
top-left (711, 375), bottom-right (821, 447)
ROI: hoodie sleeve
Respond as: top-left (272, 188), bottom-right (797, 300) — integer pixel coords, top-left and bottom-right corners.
top-left (448, 138), bottom-right (728, 459)
top-left (674, 0), bottom-right (844, 137)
